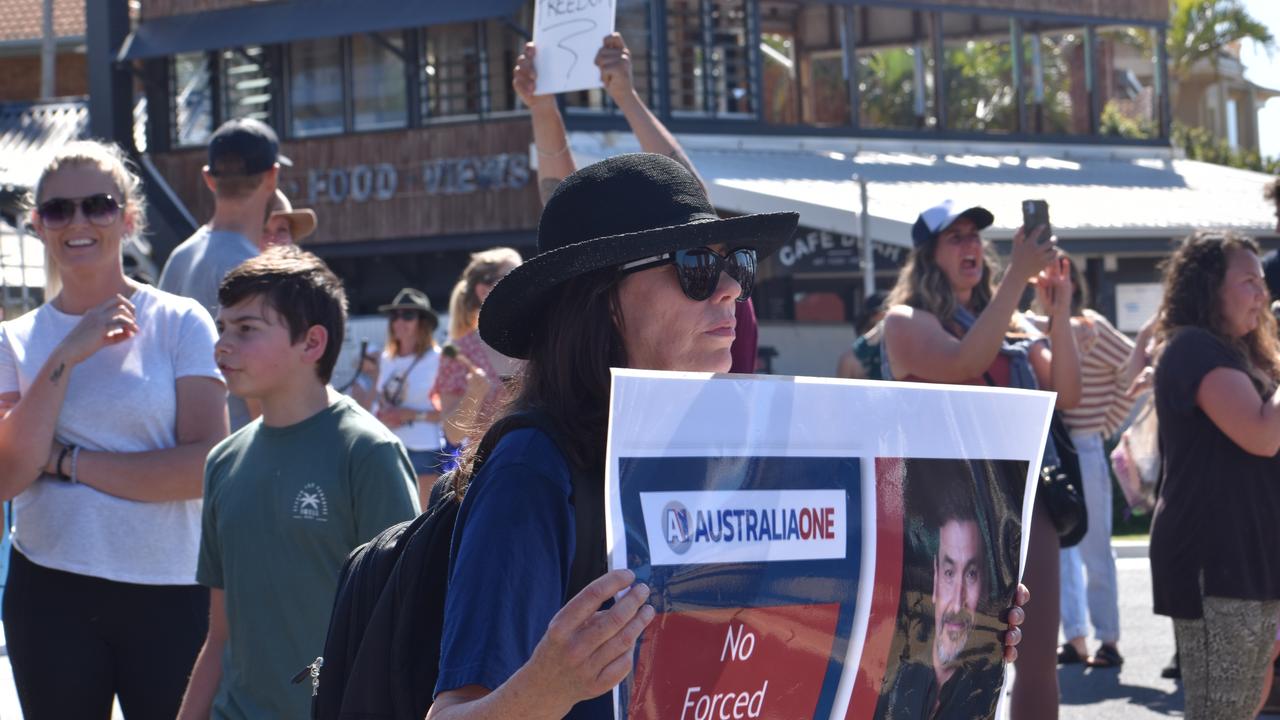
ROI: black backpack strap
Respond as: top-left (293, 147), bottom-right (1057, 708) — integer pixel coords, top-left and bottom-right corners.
top-left (472, 410), bottom-right (607, 601)
top-left (566, 459), bottom-right (606, 599)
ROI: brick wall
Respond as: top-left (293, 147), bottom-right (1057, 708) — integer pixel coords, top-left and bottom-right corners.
top-left (0, 51), bottom-right (87, 102)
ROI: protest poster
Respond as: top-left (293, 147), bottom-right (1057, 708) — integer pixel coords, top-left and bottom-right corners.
top-left (532, 0), bottom-right (616, 95)
top-left (605, 370), bottom-right (1055, 720)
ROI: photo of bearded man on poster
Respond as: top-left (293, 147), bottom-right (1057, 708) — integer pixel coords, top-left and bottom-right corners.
top-left (876, 458), bottom-right (1024, 720)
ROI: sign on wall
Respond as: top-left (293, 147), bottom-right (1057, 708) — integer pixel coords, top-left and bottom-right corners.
top-left (768, 227), bottom-right (907, 275)
top-left (286, 153), bottom-right (532, 206)
top-left (606, 370), bottom-right (1054, 720)
top-left (1115, 283), bottom-right (1162, 333)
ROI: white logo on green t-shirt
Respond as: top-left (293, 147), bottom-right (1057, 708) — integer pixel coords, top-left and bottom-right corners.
top-left (292, 483), bottom-right (330, 522)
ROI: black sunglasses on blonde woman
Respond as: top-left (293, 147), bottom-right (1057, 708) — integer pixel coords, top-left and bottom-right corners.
top-left (36, 194), bottom-right (121, 229)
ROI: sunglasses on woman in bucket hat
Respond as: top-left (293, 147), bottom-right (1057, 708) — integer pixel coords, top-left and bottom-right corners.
top-left (478, 153), bottom-right (797, 359)
top-left (620, 246), bottom-right (757, 302)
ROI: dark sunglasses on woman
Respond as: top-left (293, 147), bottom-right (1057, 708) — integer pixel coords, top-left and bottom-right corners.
top-left (620, 247), bottom-right (757, 302)
top-left (389, 310), bottom-right (423, 322)
top-left (36, 194), bottom-right (121, 230)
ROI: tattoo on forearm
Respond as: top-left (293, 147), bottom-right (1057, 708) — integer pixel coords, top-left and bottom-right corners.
top-left (50, 363), bottom-right (65, 385)
top-left (538, 178), bottom-right (563, 206)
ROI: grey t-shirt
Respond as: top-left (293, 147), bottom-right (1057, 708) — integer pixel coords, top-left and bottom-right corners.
top-left (197, 395), bottom-right (419, 720)
top-left (0, 284), bottom-right (222, 584)
top-left (158, 226), bottom-right (258, 430)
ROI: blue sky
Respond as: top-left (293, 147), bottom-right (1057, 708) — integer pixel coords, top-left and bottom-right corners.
top-left (1241, 0), bottom-right (1280, 159)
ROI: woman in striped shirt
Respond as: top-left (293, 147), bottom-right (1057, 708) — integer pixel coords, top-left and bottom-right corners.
top-left (1039, 256), bottom-right (1152, 669)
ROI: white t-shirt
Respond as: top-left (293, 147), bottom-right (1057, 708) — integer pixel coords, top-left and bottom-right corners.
top-left (372, 348), bottom-right (442, 452)
top-left (0, 283), bottom-right (222, 585)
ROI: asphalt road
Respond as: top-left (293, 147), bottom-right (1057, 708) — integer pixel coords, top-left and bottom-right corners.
top-left (1055, 555), bottom-right (1279, 720)
top-left (0, 555), bottom-right (1274, 719)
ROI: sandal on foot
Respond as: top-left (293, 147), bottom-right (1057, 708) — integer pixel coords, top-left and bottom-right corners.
top-left (1087, 644), bottom-right (1124, 668)
top-left (1058, 643), bottom-right (1085, 665)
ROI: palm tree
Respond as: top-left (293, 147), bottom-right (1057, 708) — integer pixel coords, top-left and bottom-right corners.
top-left (1167, 0), bottom-right (1273, 84)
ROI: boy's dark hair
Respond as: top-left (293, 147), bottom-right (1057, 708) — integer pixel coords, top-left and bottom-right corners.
top-left (219, 246), bottom-right (347, 382)
top-left (1265, 178), bottom-right (1278, 203)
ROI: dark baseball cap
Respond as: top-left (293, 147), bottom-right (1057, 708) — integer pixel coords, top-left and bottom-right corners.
top-left (910, 199), bottom-right (994, 247)
top-left (1262, 250), bottom-right (1280, 301)
top-left (207, 117), bottom-right (291, 177)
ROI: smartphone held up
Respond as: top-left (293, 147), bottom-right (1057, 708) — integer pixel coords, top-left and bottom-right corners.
top-left (1022, 199), bottom-right (1051, 243)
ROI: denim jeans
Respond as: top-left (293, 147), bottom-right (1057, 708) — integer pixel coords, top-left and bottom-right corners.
top-left (1059, 431), bottom-right (1121, 643)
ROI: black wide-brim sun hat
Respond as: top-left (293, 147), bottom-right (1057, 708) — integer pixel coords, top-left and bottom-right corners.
top-left (479, 153), bottom-right (799, 359)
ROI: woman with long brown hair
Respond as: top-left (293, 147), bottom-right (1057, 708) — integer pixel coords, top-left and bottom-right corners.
top-left (1150, 231), bottom-right (1280, 719)
top-left (880, 199), bottom-right (1080, 720)
top-left (425, 157), bottom-right (1029, 719)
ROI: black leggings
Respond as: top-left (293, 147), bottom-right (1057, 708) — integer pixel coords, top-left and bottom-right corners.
top-left (3, 548), bottom-right (209, 720)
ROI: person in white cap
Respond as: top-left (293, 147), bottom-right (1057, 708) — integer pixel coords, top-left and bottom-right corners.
top-left (880, 199), bottom-right (1080, 720)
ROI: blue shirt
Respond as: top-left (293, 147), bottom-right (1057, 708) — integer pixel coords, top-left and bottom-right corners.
top-left (436, 428), bottom-right (612, 719)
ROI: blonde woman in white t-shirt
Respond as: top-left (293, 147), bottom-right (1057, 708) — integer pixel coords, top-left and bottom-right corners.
top-left (0, 141), bottom-right (228, 718)
top-left (373, 288), bottom-right (444, 510)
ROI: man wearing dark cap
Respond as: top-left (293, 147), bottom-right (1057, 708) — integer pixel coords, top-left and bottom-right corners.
top-left (158, 117), bottom-right (290, 429)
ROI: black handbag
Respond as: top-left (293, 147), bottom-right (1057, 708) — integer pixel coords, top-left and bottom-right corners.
top-left (1040, 412), bottom-right (1088, 548)
top-left (980, 370), bottom-right (1088, 548)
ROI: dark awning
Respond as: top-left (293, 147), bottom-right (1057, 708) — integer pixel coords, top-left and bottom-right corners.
top-left (118, 0), bottom-right (528, 61)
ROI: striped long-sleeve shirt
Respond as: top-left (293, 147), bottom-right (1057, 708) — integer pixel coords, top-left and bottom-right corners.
top-left (1060, 309), bottom-right (1137, 439)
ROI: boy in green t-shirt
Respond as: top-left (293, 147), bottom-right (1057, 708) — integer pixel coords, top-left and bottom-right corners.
top-left (178, 246), bottom-right (419, 720)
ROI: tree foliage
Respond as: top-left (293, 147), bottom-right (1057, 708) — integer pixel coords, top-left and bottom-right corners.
top-left (1167, 0), bottom-right (1274, 82)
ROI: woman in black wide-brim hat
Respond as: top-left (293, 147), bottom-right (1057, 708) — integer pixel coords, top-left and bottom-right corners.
top-left (427, 155), bottom-right (1027, 719)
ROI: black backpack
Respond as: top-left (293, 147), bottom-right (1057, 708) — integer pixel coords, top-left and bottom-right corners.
top-left (302, 410), bottom-right (605, 720)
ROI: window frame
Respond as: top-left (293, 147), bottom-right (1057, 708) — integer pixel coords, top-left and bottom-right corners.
top-left (158, 2), bottom-right (1172, 148)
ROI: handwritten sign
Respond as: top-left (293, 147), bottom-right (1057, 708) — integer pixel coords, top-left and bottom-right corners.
top-left (533, 0), bottom-right (617, 95)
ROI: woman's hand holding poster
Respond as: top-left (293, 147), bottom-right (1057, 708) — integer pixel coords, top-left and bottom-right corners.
top-left (605, 370), bottom-right (1054, 720)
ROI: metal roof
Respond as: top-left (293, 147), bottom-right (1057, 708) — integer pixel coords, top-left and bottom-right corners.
top-left (566, 132), bottom-right (1280, 250)
top-left (118, 0), bottom-right (528, 61)
top-left (0, 99), bottom-right (87, 195)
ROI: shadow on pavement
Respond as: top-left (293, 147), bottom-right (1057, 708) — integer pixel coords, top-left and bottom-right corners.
top-left (1058, 665), bottom-right (1184, 713)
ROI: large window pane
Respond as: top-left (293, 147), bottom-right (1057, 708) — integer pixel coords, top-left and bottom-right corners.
top-left (759, 2), bottom-right (850, 127)
top-left (221, 46), bottom-right (272, 124)
top-left (1097, 26), bottom-right (1159, 139)
top-left (172, 51), bottom-right (213, 146)
top-left (856, 7), bottom-right (934, 130)
top-left (667, 0), bottom-right (753, 117)
top-left (352, 33), bottom-right (408, 131)
top-left (290, 38), bottom-right (345, 137)
top-left (940, 13), bottom-right (1016, 133)
top-left (563, 0), bottom-right (653, 112)
top-left (422, 24), bottom-right (482, 119)
top-left (709, 0), bottom-right (753, 116)
top-left (485, 20), bottom-right (520, 114)
top-left (1027, 26), bottom-right (1090, 135)
top-left (667, 0), bottom-right (706, 113)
